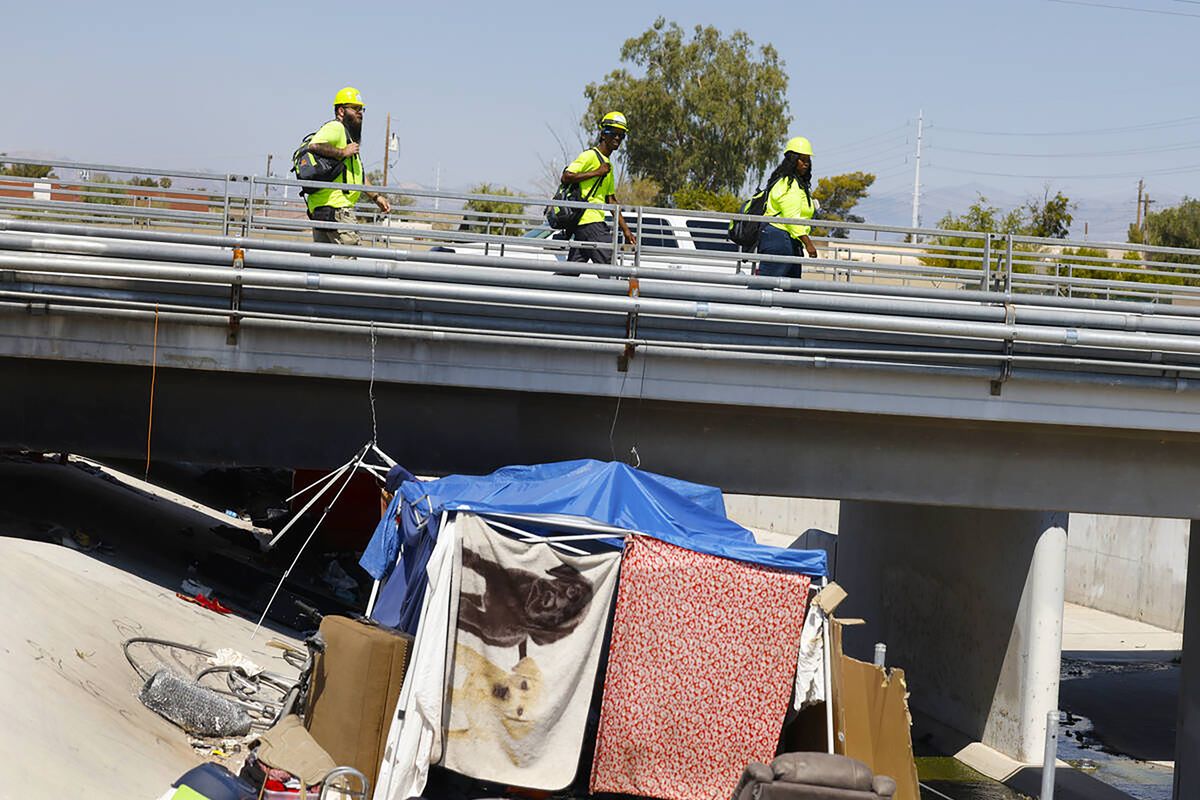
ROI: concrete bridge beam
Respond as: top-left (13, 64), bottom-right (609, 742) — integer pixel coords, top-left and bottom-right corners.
top-left (836, 501), bottom-right (1068, 762)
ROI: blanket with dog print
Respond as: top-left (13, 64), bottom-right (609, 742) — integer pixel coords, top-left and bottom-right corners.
top-left (441, 514), bottom-right (621, 789)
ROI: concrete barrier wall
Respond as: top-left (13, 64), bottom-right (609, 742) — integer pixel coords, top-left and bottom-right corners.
top-left (1066, 513), bottom-right (1190, 632)
top-left (725, 496), bottom-right (1189, 633)
top-left (723, 494), bottom-right (840, 535)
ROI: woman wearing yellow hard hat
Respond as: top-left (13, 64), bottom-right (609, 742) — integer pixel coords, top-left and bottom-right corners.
top-left (756, 136), bottom-right (818, 279)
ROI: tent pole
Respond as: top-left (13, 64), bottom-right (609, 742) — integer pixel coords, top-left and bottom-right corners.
top-left (251, 445), bottom-right (370, 639)
top-left (285, 451), bottom-right (360, 503)
top-left (267, 442), bottom-right (369, 549)
top-left (365, 579), bottom-right (381, 618)
top-left (821, 577), bottom-right (835, 754)
top-left (482, 517), bottom-right (590, 556)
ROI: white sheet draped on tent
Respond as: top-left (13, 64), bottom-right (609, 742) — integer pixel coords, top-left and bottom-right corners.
top-left (374, 513), bottom-right (458, 800)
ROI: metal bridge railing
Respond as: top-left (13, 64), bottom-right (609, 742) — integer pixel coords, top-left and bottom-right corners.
top-left (3, 155), bottom-right (1200, 305)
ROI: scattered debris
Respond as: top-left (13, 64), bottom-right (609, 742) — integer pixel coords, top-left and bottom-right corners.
top-left (176, 593), bottom-right (233, 615)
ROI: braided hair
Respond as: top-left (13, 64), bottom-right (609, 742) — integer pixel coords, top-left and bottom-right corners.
top-left (766, 151), bottom-right (812, 206)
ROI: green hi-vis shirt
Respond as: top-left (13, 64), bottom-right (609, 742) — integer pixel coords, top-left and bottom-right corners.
top-left (766, 177), bottom-right (815, 239)
top-left (305, 120), bottom-right (363, 212)
top-left (565, 148), bottom-right (614, 227)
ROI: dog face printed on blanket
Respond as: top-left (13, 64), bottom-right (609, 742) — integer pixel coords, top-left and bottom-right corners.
top-left (458, 545), bottom-right (595, 648)
top-left (449, 643), bottom-right (545, 764)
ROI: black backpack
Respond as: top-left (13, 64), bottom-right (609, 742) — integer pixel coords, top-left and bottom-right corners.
top-left (291, 121), bottom-right (351, 196)
top-left (545, 148), bottom-right (605, 231)
top-left (728, 176), bottom-right (781, 250)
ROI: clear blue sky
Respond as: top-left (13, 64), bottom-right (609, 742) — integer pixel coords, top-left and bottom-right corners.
top-left (4, 0), bottom-right (1198, 237)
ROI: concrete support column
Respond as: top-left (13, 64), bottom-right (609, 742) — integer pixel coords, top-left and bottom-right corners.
top-left (836, 501), bottom-right (1068, 762)
top-left (1174, 520), bottom-right (1200, 798)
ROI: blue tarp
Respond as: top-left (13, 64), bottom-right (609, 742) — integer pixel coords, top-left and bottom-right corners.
top-left (361, 459), bottom-right (827, 631)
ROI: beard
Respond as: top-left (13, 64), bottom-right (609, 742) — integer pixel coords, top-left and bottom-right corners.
top-left (344, 118), bottom-right (363, 142)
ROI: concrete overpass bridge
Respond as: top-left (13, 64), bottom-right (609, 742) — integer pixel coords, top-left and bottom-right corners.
top-left (4, 158), bottom-right (1200, 795)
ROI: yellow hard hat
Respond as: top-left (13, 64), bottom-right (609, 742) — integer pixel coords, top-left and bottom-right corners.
top-left (600, 111), bottom-right (629, 133)
top-left (785, 136), bottom-right (813, 156)
top-left (333, 86), bottom-right (365, 110)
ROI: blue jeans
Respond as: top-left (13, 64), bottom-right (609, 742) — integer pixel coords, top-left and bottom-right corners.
top-left (756, 224), bottom-right (802, 279)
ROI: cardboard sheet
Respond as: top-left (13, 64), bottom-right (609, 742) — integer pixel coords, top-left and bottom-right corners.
top-left (830, 621), bottom-right (921, 800)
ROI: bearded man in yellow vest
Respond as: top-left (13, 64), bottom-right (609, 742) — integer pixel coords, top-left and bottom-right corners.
top-left (304, 87), bottom-right (391, 253)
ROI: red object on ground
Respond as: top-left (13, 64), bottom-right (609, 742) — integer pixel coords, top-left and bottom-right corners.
top-left (176, 592), bottom-right (233, 615)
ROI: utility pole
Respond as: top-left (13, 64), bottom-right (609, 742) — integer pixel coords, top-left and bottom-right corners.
top-left (1136, 178), bottom-right (1144, 231)
top-left (911, 110), bottom-right (924, 234)
top-left (262, 153), bottom-right (272, 203)
top-left (434, 162), bottom-right (441, 211)
top-left (1143, 194), bottom-right (1154, 236)
top-left (382, 113), bottom-right (392, 187)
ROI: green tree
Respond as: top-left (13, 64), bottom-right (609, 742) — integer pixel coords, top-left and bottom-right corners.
top-left (582, 18), bottom-right (790, 199)
top-left (1115, 197), bottom-right (1200, 288)
top-left (615, 175), bottom-right (662, 207)
top-left (82, 173), bottom-right (132, 206)
top-left (812, 171), bottom-right (876, 238)
top-left (672, 184), bottom-right (740, 213)
top-left (0, 155), bottom-right (54, 179)
top-left (461, 183), bottom-right (528, 235)
top-left (918, 195), bottom-right (1033, 272)
top-left (1145, 198), bottom-right (1200, 257)
top-left (1025, 187), bottom-right (1074, 239)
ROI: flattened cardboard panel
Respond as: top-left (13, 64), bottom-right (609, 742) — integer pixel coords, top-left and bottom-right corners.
top-left (831, 621), bottom-right (921, 800)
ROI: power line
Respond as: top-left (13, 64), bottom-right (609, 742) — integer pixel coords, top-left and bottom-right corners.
top-left (932, 114), bottom-right (1200, 137)
top-left (1048, 0), bottom-right (1200, 18)
top-left (928, 162), bottom-right (1200, 180)
top-left (820, 124), bottom-right (908, 156)
top-left (929, 141), bottom-right (1200, 158)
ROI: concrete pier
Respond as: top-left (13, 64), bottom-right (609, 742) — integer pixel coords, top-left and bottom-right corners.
top-left (836, 501), bottom-right (1068, 762)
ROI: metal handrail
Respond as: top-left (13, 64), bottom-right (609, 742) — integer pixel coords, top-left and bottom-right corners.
top-left (3, 154), bottom-right (1200, 302)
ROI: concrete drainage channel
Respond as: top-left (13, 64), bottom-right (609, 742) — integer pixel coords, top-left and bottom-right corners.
top-left (915, 653), bottom-right (1179, 800)
top-left (917, 758), bottom-right (1028, 799)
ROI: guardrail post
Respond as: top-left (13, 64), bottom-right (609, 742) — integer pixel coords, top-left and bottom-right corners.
top-left (611, 204), bottom-right (621, 268)
top-left (633, 208), bottom-right (643, 269)
top-left (222, 175), bottom-right (232, 236)
top-left (1005, 234), bottom-right (1014, 295)
top-left (245, 176), bottom-right (255, 238)
top-left (981, 235), bottom-right (992, 291)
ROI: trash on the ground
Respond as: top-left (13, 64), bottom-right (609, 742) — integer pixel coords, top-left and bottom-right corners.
top-left (207, 648), bottom-right (263, 678)
top-left (176, 592), bottom-right (233, 615)
top-left (138, 668), bottom-right (252, 737)
top-left (181, 577), bottom-right (213, 597)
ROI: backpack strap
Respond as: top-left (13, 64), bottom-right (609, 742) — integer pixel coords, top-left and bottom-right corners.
top-left (582, 147), bottom-right (606, 201)
top-left (761, 174), bottom-right (786, 218)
